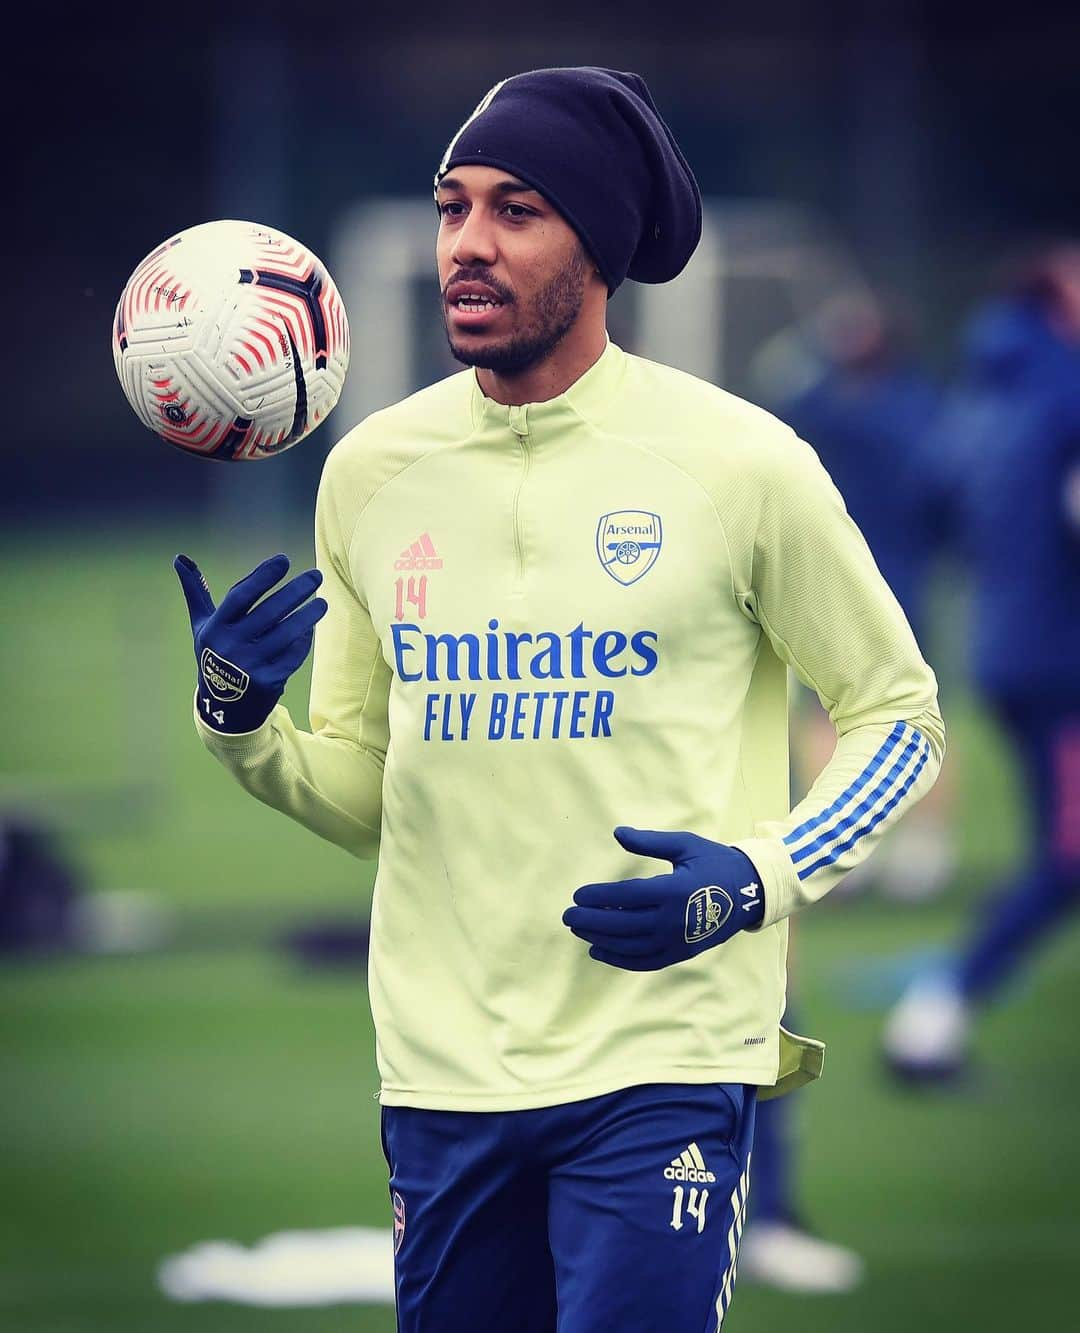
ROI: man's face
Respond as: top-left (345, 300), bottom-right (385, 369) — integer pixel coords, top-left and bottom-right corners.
top-left (436, 166), bottom-right (594, 374)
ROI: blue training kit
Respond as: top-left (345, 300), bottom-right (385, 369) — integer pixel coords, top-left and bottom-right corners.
top-left (926, 296), bottom-right (1080, 1000)
top-left (956, 694), bottom-right (1080, 1000)
top-left (381, 1081), bottom-right (757, 1332)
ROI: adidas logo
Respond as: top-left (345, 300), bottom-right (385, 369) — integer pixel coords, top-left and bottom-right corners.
top-left (394, 532), bottom-right (443, 571)
top-left (664, 1141), bottom-right (716, 1183)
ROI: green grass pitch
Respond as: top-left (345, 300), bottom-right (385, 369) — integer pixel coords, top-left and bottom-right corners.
top-left (2, 527), bottom-right (1078, 1331)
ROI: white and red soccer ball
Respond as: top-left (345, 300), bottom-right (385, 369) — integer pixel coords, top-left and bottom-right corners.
top-left (112, 220), bottom-right (350, 460)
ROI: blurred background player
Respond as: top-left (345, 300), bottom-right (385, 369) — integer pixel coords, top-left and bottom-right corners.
top-left (883, 243), bottom-right (1080, 1081)
top-left (737, 286), bottom-right (957, 1294)
top-left (756, 288), bottom-right (958, 904)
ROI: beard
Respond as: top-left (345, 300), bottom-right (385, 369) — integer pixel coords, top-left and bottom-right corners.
top-left (443, 247), bottom-right (590, 374)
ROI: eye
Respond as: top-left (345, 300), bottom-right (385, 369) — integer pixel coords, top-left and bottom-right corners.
top-left (502, 203), bottom-right (533, 219)
top-left (438, 201), bottom-right (466, 218)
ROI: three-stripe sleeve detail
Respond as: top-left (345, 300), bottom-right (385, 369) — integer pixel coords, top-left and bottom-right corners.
top-left (783, 721), bottom-right (931, 882)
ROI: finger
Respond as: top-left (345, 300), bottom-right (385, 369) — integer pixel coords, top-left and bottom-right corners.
top-left (569, 929), bottom-right (660, 957)
top-left (258, 598), bottom-right (328, 659)
top-left (613, 825), bottom-right (696, 863)
top-left (174, 553), bottom-right (215, 625)
top-left (246, 568), bottom-right (324, 637)
top-left (572, 877), bottom-right (669, 910)
top-left (562, 905), bottom-right (658, 938)
top-left (588, 944), bottom-right (665, 972)
top-left (267, 626), bottom-right (317, 679)
top-left (217, 553), bottom-right (291, 622)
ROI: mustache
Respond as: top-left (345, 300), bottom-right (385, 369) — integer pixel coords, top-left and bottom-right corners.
top-left (442, 269), bottom-right (514, 303)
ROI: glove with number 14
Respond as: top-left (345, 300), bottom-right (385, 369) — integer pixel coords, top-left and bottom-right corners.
top-left (175, 552), bottom-right (328, 734)
top-left (564, 826), bottom-right (766, 972)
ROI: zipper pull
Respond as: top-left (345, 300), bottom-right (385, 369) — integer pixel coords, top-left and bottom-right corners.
top-left (508, 403), bottom-right (529, 439)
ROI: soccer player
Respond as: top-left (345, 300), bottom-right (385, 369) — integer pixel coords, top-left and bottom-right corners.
top-left (175, 68), bottom-right (945, 1330)
top-left (883, 247), bottom-right (1080, 1082)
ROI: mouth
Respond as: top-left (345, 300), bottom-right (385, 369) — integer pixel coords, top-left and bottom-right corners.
top-left (446, 281), bottom-right (508, 330)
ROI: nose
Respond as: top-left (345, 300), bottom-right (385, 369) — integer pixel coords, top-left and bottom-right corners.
top-left (449, 207), bottom-right (498, 270)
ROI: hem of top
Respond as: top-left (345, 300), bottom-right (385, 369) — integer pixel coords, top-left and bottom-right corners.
top-left (375, 1063), bottom-right (780, 1112)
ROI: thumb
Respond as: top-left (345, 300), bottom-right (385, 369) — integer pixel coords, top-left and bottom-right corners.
top-left (613, 825), bottom-right (695, 865)
top-left (174, 553), bottom-right (215, 628)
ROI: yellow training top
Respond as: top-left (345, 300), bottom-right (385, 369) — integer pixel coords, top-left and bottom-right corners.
top-left (196, 339), bottom-right (944, 1110)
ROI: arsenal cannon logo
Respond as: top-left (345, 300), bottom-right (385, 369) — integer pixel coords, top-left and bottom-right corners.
top-left (596, 511), bottom-right (663, 586)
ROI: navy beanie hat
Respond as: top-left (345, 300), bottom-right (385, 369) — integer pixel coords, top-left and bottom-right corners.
top-left (434, 67), bottom-right (702, 294)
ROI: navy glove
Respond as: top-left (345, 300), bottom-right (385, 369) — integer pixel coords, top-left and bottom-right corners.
top-left (175, 552), bottom-right (328, 734)
top-left (563, 826), bottom-right (765, 972)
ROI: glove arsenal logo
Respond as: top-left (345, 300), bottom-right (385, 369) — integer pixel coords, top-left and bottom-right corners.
top-left (200, 648), bottom-right (250, 702)
top-left (684, 886), bottom-right (733, 943)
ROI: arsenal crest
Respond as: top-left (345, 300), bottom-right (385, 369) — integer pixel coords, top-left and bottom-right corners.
top-left (200, 647), bottom-right (249, 702)
top-left (596, 511), bottom-right (663, 585)
top-left (684, 886), bottom-right (733, 944)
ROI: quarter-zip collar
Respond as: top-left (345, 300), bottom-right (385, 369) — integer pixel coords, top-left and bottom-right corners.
top-left (468, 337), bottom-right (626, 440)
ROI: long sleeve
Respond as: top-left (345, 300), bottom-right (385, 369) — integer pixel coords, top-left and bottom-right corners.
top-left (194, 447), bottom-right (389, 860)
top-left (727, 429), bottom-right (946, 927)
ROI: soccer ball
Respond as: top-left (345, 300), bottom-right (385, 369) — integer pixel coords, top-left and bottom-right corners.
top-left (112, 220), bottom-right (350, 460)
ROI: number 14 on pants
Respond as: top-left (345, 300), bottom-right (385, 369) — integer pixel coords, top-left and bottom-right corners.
top-left (671, 1185), bottom-right (709, 1233)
